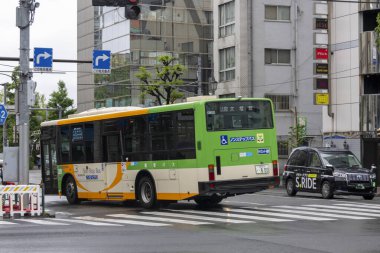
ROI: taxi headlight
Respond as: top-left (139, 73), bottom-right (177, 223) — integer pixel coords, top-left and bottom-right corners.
top-left (333, 172), bottom-right (346, 178)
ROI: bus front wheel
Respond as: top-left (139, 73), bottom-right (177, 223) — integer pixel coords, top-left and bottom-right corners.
top-left (137, 176), bottom-right (157, 209)
top-left (65, 176), bottom-right (81, 204)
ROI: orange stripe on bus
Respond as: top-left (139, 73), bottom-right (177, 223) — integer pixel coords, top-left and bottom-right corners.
top-left (57, 109), bottom-right (149, 125)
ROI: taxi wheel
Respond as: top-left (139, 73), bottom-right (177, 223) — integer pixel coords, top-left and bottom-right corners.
top-left (363, 194), bottom-right (375, 200)
top-left (286, 178), bottom-right (297, 196)
top-left (137, 176), bottom-right (157, 209)
top-left (65, 176), bottom-right (81, 205)
top-left (321, 181), bottom-right (334, 199)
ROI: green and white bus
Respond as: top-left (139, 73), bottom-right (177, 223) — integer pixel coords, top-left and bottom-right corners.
top-left (40, 98), bottom-right (280, 208)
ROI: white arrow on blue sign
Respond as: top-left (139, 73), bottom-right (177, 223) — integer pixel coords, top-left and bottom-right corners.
top-left (33, 48), bottom-right (53, 72)
top-left (0, 104), bottom-right (8, 126)
top-left (93, 50), bottom-right (111, 74)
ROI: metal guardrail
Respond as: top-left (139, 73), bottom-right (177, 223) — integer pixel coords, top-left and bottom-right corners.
top-left (0, 185), bottom-right (42, 217)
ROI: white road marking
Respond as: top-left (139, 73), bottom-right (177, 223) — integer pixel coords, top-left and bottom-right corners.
top-left (176, 209), bottom-right (293, 222)
top-left (274, 206), bottom-right (376, 219)
top-left (20, 219), bottom-right (69, 225)
top-left (306, 205), bottom-right (380, 214)
top-left (76, 216), bottom-right (170, 227)
top-left (334, 203), bottom-right (380, 209)
top-left (0, 221), bottom-right (17, 225)
top-left (52, 218), bottom-right (123, 226)
top-left (224, 201), bottom-right (266, 206)
top-left (108, 214), bottom-right (212, 225)
top-left (230, 208), bottom-right (335, 221)
top-left (143, 211), bottom-right (253, 224)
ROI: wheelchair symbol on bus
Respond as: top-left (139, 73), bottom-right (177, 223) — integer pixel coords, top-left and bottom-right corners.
top-left (220, 135), bottom-right (228, 145)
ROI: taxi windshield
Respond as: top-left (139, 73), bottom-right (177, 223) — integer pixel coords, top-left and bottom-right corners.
top-left (320, 152), bottom-right (362, 169)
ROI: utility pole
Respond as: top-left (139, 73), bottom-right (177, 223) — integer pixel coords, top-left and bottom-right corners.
top-left (16, 0), bottom-right (39, 185)
top-left (197, 56), bottom-right (202, 96)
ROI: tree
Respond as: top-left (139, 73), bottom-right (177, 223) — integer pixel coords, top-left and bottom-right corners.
top-left (375, 13), bottom-right (380, 49)
top-left (288, 123), bottom-right (307, 149)
top-left (47, 80), bottom-right (76, 120)
top-left (136, 55), bottom-right (185, 105)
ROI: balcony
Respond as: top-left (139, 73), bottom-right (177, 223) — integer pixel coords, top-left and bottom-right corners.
top-left (360, 0), bottom-right (380, 11)
top-left (361, 94), bottom-right (380, 131)
top-left (360, 31), bottom-right (380, 75)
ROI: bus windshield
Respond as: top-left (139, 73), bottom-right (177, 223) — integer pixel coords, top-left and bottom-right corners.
top-left (205, 100), bottom-right (274, 131)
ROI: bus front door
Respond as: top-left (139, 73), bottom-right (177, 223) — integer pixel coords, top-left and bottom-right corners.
top-left (41, 140), bottom-right (58, 194)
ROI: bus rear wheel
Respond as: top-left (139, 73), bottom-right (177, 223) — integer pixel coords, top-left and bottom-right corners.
top-left (137, 176), bottom-right (157, 209)
top-left (194, 196), bottom-right (223, 208)
top-left (65, 176), bottom-right (81, 204)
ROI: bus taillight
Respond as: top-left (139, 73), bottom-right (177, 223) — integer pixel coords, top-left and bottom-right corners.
top-left (208, 164), bottom-right (215, 181)
top-left (284, 165), bottom-right (288, 172)
top-left (272, 160), bottom-right (278, 176)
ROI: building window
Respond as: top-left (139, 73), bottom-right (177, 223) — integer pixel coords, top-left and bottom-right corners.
top-left (265, 94), bottom-right (291, 111)
top-left (265, 49), bottom-right (291, 65)
top-left (219, 47), bottom-right (235, 82)
top-left (278, 140), bottom-right (289, 157)
top-left (219, 1), bottom-right (235, 37)
top-left (265, 5), bottom-right (290, 21)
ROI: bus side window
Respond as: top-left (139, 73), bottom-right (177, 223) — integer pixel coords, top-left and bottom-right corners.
top-left (103, 135), bottom-right (121, 163)
top-left (71, 124), bottom-right (86, 164)
top-left (59, 126), bottom-right (70, 164)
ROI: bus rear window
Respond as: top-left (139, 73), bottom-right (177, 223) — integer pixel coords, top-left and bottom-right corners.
top-left (206, 100), bottom-right (274, 131)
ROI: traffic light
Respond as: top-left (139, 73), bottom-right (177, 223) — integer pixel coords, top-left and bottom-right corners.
top-left (125, 0), bottom-right (141, 20)
top-left (92, 0), bottom-right (140, 20)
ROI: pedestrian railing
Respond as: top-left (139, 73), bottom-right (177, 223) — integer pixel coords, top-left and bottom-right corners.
top-left (0, 185), bottom-right (42, 217)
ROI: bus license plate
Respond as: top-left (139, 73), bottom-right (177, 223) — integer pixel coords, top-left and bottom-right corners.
top-left (255, 165), bottom-right (269, 174)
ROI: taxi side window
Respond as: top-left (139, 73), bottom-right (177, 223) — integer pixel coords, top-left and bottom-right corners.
top-left (288, 150), bottom-right (307, 166)
top-left (309, 151), bottom-right (322, 167)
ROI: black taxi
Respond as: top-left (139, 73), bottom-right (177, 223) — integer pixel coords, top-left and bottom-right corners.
top-left (283, 147), bottom-right (377, 199)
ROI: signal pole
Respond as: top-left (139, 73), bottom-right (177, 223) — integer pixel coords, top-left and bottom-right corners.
top-left (16, 0), bottom-right (39, 184)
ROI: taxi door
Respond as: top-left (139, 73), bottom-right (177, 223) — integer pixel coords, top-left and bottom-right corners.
top-left (305, 150), bottom-right (323, 193)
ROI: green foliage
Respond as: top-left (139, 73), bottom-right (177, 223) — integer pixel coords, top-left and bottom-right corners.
top-left (375, 13), bottom-right (380, 50)
top-left (47, 80), bottom-right (76, 120)
top-left (136, 55), bottom-right (185, 105)
top-left (288, 123), bottom-right (307, 149)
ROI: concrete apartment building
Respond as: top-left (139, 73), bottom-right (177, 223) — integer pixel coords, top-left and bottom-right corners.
top-left (77, 0), bottom-right (213, 112)
top-left (213, 0), bottom-right (323, 163)
top-left (326, 0), bottom-right (380, 170)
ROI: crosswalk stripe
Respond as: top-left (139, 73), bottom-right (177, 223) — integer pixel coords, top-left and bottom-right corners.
top-left (108, 214), bottom-right (212, 225)
top-left (52, 218), bottom-right (123, 226)
top-left (176, 210), bottom-right (293, 222)
top-left (306, 205), bottom-right (380, 214)
top-left (143, 211), bottom-right (253, 224)
top-left (20, 219), bottom-right (69, 225)
top-left (274, 206), bottom-right (376, 219)
top-left (230, 208), bottom-right (335, 221)
top-left (76, 216), bottom-right (170, 227)
top-left (334, 203), bottom-right (380, 209)
top-left (0, 221), bottom-right (17, 225)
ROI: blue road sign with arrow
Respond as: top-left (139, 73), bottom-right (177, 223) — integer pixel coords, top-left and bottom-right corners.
top-left (0, 104), bottom-right (8, 126)
top-left (33, 48), bottom-right (53, 72)
top-left (93, 50), bottom-right (111, 74)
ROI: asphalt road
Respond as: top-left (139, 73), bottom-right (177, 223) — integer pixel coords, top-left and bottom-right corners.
top-left (1, 177), bottom-right (380, 253)
top-left (1, 170), bottom-right (380, 253)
